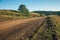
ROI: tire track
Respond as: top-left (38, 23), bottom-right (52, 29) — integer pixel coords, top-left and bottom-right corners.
top-left (30, 17), bottom-right (58, 40)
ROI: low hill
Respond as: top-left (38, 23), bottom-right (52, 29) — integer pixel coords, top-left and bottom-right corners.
top-left (0, 10), bottom-right (41, 21)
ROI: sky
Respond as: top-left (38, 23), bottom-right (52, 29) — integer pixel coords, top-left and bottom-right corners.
top-left (0, 0), bottom-right (60, 11)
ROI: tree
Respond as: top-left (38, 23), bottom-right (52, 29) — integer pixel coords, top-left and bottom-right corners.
top-left (26, 9), bottom-right (30, 16)
top-left (18, 4), bottom-right (30, 16)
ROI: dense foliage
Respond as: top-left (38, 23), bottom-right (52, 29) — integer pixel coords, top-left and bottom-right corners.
top-left (18, 5), bottom-right (30, 16)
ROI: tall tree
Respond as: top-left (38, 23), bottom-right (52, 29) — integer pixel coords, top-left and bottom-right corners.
top-left (18, 4), bottom-right (30, 16)
top-left (26, 9), bottom-right (30, 16)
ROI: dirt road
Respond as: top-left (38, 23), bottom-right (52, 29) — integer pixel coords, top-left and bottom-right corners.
top-left (0, 17), bottom-right (46, 40)
top-left (0, 17), bottom-right (45, 30)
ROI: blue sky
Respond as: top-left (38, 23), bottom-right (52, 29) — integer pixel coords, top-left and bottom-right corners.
top-left (0, 0), bottom-right (60, 11)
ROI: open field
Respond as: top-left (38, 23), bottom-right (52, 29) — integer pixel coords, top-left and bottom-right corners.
top-left (0, 10), bottom-right (41, 21)
top-left (0, 0), bottom-right (60, 40)
top-left (0, 15), bottom-right (60, 40)
top-left (0, 10), bottom-right (60, 40)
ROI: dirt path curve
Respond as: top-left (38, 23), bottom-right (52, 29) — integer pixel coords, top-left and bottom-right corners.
top-left (0, 17), bottom-right (46, 40)
top-left (0, 17), bottom-right (44, 30)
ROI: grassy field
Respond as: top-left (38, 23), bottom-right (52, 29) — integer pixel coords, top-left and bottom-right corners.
top-left (50, 15), bottom-right (60, 40)
top-left (0, 10), bottom-right (60, 40)
top-left (0, 10), bottom-right (42, 21)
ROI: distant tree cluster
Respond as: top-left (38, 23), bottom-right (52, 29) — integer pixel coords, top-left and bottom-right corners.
top-left (34, 11), bottom-right (60, 16)
top-left (18, 5), bottom-right (30, 17)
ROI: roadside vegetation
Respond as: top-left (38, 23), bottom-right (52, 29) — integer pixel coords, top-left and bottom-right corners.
top-left (0, 5), bottom-right (42, 21)
top-left (0, 10), bottom-right (41, 20)
top-left (50, 15), bottom-right (60, 40)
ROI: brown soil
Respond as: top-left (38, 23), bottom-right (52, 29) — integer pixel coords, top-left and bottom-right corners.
top-left (0, 17), bottom-right (42, 30)
top-left (0, 17), bottom-right (46, 40)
